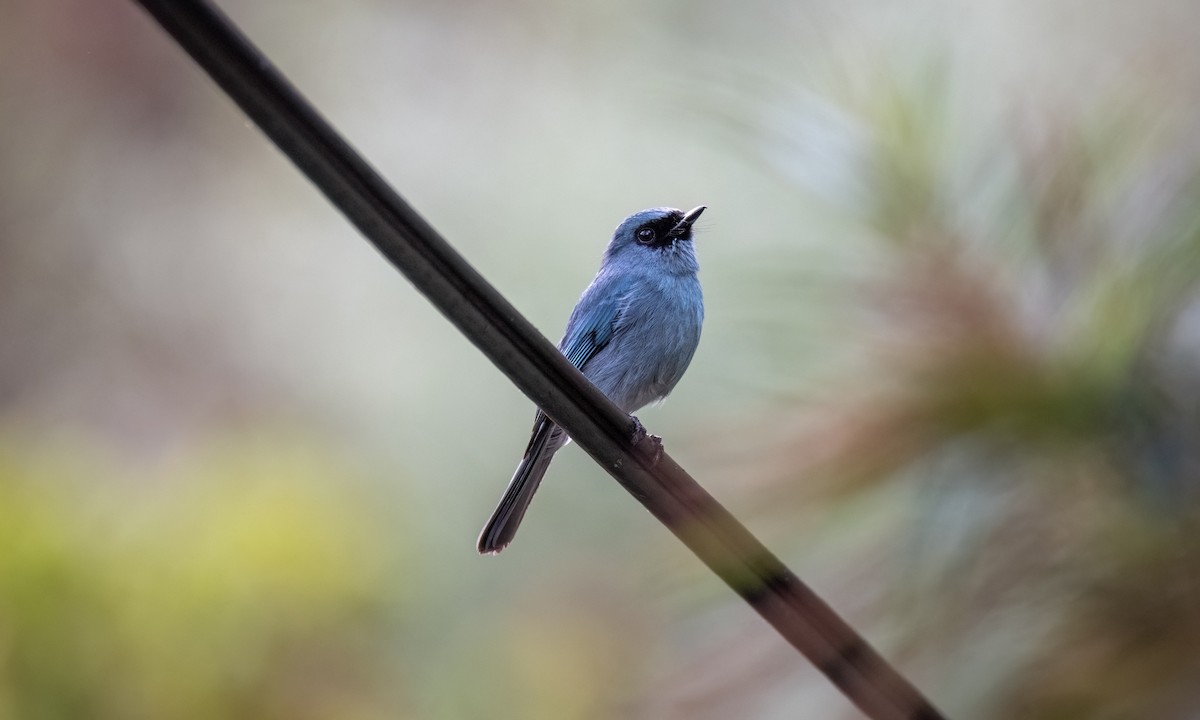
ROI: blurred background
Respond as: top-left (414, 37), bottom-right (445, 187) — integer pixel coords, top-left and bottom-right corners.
top-left (3, 0), bottom-right (1200, 717)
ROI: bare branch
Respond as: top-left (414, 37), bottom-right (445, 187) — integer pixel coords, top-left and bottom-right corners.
top-left (128, 2), bottom-right (946, 718)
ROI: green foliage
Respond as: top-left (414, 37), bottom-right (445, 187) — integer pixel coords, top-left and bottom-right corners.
top-left (0, 437), bottom-right (408, 720)
top-left (742, 61), bottom-right (1200, 719)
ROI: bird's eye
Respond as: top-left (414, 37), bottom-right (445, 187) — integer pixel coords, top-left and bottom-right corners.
top-left (636, 228), bottom-right (655, 244)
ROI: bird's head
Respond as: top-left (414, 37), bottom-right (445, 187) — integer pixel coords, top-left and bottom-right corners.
top-left (604, 206), bottom-right (705, 275)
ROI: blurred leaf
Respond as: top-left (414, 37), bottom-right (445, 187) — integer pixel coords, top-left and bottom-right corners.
top-left (0, 434), bottom-right (409, 720)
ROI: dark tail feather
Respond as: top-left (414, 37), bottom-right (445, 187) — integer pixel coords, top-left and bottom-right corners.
top-left (477, 418), bottom-right (562, 554)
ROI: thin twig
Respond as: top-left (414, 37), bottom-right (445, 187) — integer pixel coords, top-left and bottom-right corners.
top-left (128, 2), bottom-right (946, 718)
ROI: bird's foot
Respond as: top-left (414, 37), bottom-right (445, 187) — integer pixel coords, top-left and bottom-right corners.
top-left (629, 416), bottom-right (664, 467)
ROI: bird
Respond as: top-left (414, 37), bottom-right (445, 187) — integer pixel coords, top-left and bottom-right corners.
top-left (477, 205), bottom-right (707, 554)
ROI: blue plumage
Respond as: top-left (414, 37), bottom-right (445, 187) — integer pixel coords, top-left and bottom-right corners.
top-left (477, 206), bottom-right (706, 554)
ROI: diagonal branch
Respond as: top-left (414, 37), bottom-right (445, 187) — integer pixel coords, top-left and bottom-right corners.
top-left (128, 2), bottom-right (946, 718)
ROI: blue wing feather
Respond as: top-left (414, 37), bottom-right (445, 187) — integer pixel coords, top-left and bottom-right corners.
top-left (558, 274), bottom-right (631, 371)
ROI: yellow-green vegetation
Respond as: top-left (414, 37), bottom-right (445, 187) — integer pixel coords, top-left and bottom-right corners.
top-left (0, 436), bottom-right (408, 720)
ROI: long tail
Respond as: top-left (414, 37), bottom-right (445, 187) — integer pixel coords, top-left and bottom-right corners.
top-left (477, 416), bottom-right (564, 554)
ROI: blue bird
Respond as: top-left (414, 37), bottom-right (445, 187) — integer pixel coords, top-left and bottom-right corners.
top-left (478, 206), bottom-right (707, 554)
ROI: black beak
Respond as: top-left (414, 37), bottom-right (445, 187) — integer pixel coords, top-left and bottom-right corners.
top-left (669, 205), bottom-right (706, 237)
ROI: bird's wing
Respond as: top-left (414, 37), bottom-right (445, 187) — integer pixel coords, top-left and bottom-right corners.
top-left (525, 275), bottom-right (632, 431)
top-left (559, 275), bottom-right (633, 371)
